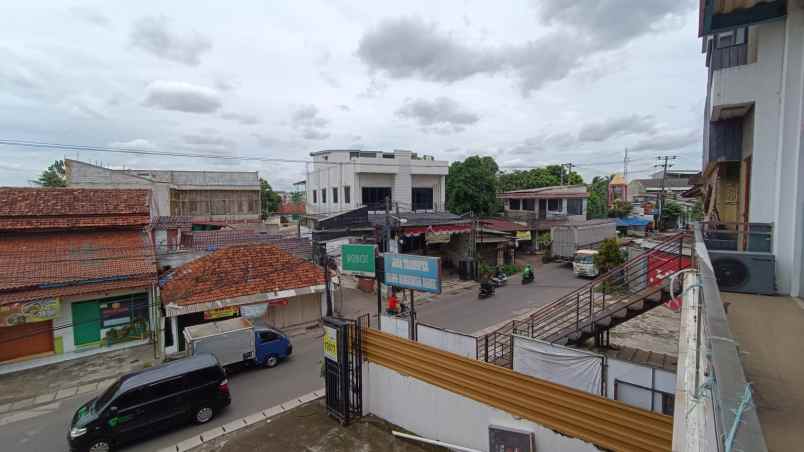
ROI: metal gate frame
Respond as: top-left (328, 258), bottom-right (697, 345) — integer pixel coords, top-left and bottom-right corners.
top-left (324, 314), bottom-right (368, 424)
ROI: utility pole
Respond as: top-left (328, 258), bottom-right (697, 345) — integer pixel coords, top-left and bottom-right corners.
top-left (318, 242), bottom-right (333, 317)
top-left (561, 162), bottom-right (574, 185)
top-left (623, 148), bottom-right (629, 182)
top-left (654, 155), bottom-right (677, 230)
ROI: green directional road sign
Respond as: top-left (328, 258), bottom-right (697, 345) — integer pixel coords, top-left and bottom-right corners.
top-left (341, 244), bottom-right (376, 277)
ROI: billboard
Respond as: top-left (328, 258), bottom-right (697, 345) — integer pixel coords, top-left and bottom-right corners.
top-left (383, 253), bottom-right (441, 293)
top-left (341, 244), bottom-right (376, 277)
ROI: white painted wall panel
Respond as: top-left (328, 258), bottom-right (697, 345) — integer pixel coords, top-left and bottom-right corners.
top-left (365, 362), bottom-right (600, 452)
top-left (417, 324), bottom-right (477, 359)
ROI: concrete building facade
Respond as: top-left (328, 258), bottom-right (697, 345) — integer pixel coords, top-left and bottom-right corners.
top-left (65, 159), bottom-right (261, 223)
top-left (699, 0), bottom-right (804, 296)
top-left (305, 150), bottom-right (449, 215)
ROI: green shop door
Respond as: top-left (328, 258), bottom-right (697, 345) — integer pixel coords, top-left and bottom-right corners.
top-left (71, 301), bottom-right (100, 346)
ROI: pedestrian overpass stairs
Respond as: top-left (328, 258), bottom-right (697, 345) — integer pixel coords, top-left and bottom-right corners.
top-left (478, 232), bottom-right (690, 367)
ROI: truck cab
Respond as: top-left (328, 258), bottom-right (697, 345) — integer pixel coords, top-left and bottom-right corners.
top-left (573, 249), bottom-right (599, 278)
top-left (253, 325), bottom-right (292, 368)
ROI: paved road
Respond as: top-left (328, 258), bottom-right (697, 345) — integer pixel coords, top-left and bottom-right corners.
top-left (0, 332), bottom-right (325, 452)
top-left (415, 262), bottom-right (586, 334)
top-left (0, 262), bottom-right (583, 452)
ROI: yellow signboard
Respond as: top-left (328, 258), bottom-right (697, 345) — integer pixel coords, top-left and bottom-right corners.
top-left (515, 231), bottom-right (532, 240)
top-left (0, 298), bottom-right (60, 327)
top-left (323, 325), bottom-right (338, 362)
top-left (204, 306), bottom-right (240, 320)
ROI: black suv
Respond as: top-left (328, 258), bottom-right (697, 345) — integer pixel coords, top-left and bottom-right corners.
top-left (68, 353), bottom-right (231, 452)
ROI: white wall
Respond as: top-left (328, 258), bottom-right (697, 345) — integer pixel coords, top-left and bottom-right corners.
top-left (365, 362), bottom-right (600, 452)
top-left (607, 358), bottom-right (676, 415)
top-left (379, 315), bottom-right (409, 339)
top-left (417, 323), bottom-right (477, 359)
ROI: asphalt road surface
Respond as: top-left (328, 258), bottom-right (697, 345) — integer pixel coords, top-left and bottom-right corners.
top-left (0, 262), bottom-right (583, 452)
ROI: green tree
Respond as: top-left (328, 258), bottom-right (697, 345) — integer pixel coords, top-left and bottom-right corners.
top-left (260, 178), bottom-right (282, 219)
top-left (690, 198), bottom-right (704, 222)
top-left (594, 238), bottom-right (625, 274)
top-left (586, 176), bottom-right (610, 219)
top-left (446, 155), bottom-right (500, 216)
top-left (660, 200), bottom-right (685, 230)
top-left (36, 160), bottom-right (67, 187)
top-left (497, 165), bottom-right (583, 192)
top-left (290, 191), bottom-right (304, 204)
top-left (608, 200), bottom-right (633, 218)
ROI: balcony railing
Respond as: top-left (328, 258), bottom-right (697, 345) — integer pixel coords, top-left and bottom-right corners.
top-left (701, 221), bottom-right (772, 253)
top-left (708, 43), bottom-right (748, 70)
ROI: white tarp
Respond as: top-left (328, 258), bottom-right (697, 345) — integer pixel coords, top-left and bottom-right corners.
top-left (513, 336), bottom-right (603, 395)
top-left (380, 315), bottom-right (409, 339)
top-left (417, 323), bottom-right (477, 359)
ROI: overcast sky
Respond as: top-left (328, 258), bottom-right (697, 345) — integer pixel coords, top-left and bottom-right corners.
top-left (0, 1), bottom-right (705, 189)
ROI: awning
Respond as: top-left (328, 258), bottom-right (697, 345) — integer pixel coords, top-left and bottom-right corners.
top-left (401, 224), bottom-right (471, 237)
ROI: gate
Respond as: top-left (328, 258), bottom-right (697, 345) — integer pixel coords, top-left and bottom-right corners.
top-left (323, 314), bottom-right (367, 424)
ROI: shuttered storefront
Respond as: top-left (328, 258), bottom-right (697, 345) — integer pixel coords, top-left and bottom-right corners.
top-left (0, 321), bottom-right (54, 362)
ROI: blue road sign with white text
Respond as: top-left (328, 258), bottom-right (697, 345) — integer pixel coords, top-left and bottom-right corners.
top-left (383, 253), bottom-right (441, 293)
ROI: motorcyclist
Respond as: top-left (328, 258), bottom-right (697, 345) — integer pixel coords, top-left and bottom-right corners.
top-left (522, 263), bottom-right (534, 283)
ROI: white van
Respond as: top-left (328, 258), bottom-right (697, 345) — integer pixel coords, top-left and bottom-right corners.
top-left (573, 249), bottom-right (599, 278)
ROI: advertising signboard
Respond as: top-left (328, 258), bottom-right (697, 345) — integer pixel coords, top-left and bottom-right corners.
top-left (341, 244), bottom-right (376, 277)
top-left (323, 325), bottom-right (338, 361)
top-left (383, 253), bottom-right (441, 293)
top-left (0, 298), bottom-right (60, 327)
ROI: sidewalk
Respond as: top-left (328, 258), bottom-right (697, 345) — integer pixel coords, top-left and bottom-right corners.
top-left (0, 342), bottom-right (155, 413)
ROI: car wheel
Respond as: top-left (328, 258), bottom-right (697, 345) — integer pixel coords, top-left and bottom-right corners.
top-left (87, 439), bottom-right (113, 452)
top-left (194, 406), bottom-right (215, 424)
top-left (264, 355), bottom-right (279, 368)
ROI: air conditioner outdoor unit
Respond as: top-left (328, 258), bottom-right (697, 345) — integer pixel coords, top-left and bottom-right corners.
top-left (708, 250), bottom-right (776, 295)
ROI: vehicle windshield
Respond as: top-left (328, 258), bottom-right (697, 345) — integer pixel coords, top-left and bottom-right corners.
top-left (93, 380), bottom-right (121, 411)
top-left (575, 255), bottom-right (594, 264)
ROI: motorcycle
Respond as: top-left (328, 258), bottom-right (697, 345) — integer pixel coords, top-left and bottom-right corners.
top-left (490, 268), bottom-right (508, 288)
top-left (521, 265), bottom-right (534, 284)
top-left (478, 281), bottom-right (495, 299)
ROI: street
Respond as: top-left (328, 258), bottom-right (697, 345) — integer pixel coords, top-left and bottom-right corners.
top-left (0, 263), bottom-right (583, 452)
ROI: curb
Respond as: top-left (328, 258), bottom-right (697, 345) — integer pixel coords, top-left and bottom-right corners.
top-left (157, 388), bottom-right (325, 452)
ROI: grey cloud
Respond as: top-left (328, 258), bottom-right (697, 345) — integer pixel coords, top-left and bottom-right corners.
top-left (396, 97), bottom-right (478, 134)
top-left (358, 6), bottom-right (689, 94)
top-left (130, 16), bottom-right (212, 66)
top-left (69, 101), bottom-right (105, 119)
top-left (319, 71), bottom-right (341, 88)
top-left (302, 129), bottom-right (331, 140)
top-left (535, 0), bottom-right (691, 46)
top-left (577, 115), bottom-right (656, 142)
top-left (108, 138), bottom-right (157, 151)
top-left (630, 129), bottom-right (699, 152)
top-left (143, 81), bottom-right (221, 113)
top-left (221, 112), bottom-right (260, 125)
top-left (509, 132), bottom-right (576, 155)
top-left (70, 6), bottom-right (110, 28)
top-left (177, 131), bottom-right (238, 160)
top-left (337, 104), bottom-right (351, 111)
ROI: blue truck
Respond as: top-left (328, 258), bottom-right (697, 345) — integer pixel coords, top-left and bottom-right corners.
top-left (183, 317), bottom-right (292, 368)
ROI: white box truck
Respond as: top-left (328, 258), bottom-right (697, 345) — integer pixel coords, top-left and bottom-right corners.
top-left (183, 317), bottom-right (292, 368)
top-left (551, 220), bottom-right (617, 262)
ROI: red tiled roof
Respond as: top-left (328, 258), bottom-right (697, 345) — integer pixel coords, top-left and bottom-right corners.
top-left (0, 188), bottom-right (150, 231)
top-left (277, 202), bottom-right (305, 215)
top-left (480, 218), bottom-right (529, 232)
top-left (0, 230), bottom-right (157, 304)
top-left (0, 278), bottom-right (153, 305)
top-left (160, 244), bottom-right (325, 306)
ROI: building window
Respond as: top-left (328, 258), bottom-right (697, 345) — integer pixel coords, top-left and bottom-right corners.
top-left (566, 198), bottom-right (583, 215)
top-left (522, 199), bottom-right (536, 211)
top-left (412, 187), bottom-right (433, 210)
top-left (312, 190), bottom-right (317, 203)
top-left (349, 151), bottom-right (360, 159)
top-left (547, 199), bottom-right (562, 212)
top-left (322, 188), bottom-right (327, 203)
top-left (362, 187), bottom-right (391, 210)
top-left (382, 153), bottom-right (395, 159)
top-left (332, 187), bottom-right (338, 203)
top-left (509, 199), bottom-right (521, 210)
top-left (344, 186), bottom-right (351, 204)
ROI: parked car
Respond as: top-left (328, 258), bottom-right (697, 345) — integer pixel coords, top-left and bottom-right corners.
top-left (183, 317), bottom-right (292, 368)
top-left (68, 353), bottom-right (230, 452)
top-left (573, 249), bottom-right (600, 278)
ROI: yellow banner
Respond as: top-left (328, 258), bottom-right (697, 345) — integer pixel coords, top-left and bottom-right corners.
top-left (516, 231), bottom-right (532, 240)
top-left (204, 306), bottom-right (240, 320)
top-left (0, 298), bottom-right (60, 327)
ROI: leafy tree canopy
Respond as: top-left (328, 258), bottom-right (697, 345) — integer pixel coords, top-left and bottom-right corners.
top-left (36, 160), bottom-right (67, 187)
top-left (446, 155), bottom-right (500, 216)
top-left (260, 178), bottom-right (282, 219)
top-left (498, 165), bottom-right (583, 192)
top-left (608, 200), bottom-right (633, 218)
top-left (594, 238), bottom-right (625, 273)
top-left (290, 191), bottom-right (304, 204)
top-left (587, 175), bottom-right (610, 219)
top-left (660, 200), bottom-right (685, 230)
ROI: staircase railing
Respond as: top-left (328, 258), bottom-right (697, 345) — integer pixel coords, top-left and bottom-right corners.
top-left (514, 233), bottom-right (690, 344)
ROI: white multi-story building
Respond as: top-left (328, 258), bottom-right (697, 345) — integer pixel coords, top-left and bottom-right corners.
top-left (699, 0), bottom-right (804, 297)
top-left (305, 150), bottom-right (449, 214)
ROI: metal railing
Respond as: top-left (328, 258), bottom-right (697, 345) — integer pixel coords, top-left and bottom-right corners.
top-left (701, 221), bottom-right (773, 253)
top-left (511, 232), bottom-right (690, 344)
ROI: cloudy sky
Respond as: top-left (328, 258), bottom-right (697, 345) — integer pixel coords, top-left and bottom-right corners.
top-left (0, 1), bottom-right (705, 189)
